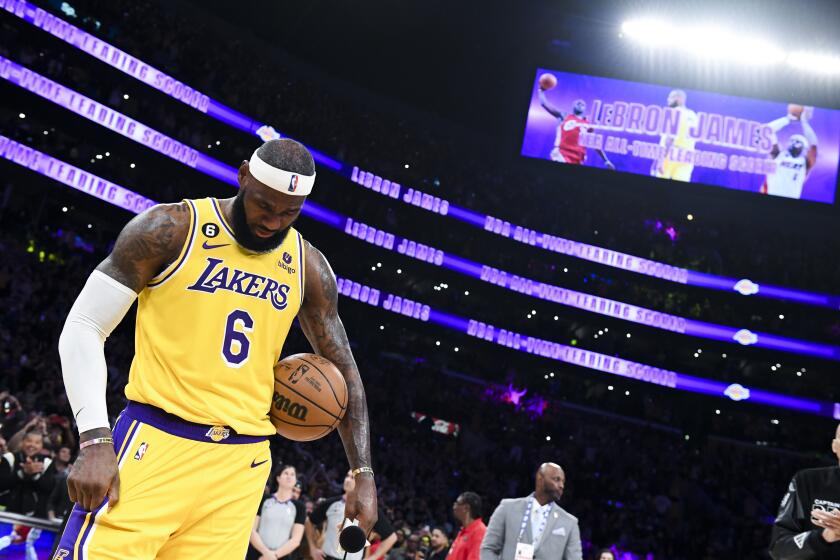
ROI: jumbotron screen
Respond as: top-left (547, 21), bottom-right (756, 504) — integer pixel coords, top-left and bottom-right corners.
top-left (521, 69), bottom-right (840, 203)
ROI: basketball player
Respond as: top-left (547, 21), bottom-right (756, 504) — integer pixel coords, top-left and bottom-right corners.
top-left (538, 89), bottom-right (615, 169)
top-left (53, 139), bottom-right (377, 559)
top-left (651, 89), bottom-right (698, 182)
top-left (769, 423), bottom-right (840, 558)
top-left (760, 108), bottom-right (818, 200)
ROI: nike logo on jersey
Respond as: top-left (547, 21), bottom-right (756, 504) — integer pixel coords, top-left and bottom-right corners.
top-left (251, 458), bottom-right (269, 468)
top-left (202, 241), bottom-right (230, 250)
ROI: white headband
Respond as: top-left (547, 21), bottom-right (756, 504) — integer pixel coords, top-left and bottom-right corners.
top-left (248, 149), bottom-right (315, 196)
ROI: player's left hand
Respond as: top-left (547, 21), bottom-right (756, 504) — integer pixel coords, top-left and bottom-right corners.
top-left (344, 472), bottom-right (378, 534)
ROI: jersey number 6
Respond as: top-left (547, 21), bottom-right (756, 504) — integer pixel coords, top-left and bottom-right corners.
top-left (222, 309), bottom-right (253, 368)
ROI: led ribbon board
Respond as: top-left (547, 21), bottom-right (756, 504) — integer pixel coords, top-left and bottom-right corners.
top-left (2, 56), bottom-right (838, 361)
top-left (2, 136), bottom-right (837, 419)
top-left (5, 0), bottom-right (839, 310)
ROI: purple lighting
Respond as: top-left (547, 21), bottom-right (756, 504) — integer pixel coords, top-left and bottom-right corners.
top-left (1, 137), bottom-right (836, 419)
top-left (0, 0), bottom-right (341, 170)
top-left (331, 276), bottom-right (837, 418)
top-left (503, 384), bottom-right (528, 406)
top-left (0, 136), bottom-right (155, 214)
top-left (350, 168), bottom-right (840, 310)
top-left (8, 0), bottom-right (839, 310)
top-left (3, 57), bottom-right (837, 360)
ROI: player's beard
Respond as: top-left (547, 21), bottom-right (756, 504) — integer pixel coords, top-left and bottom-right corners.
top-left (230, 189), bottom-right (291, 253)
top-left (789, 145), bottom-right (803, 158)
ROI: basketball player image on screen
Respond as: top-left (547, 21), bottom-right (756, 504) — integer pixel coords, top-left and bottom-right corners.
top-left (537, 87), bottom-right (614, 169)
top-left (651, 89), bottom-right (699, 182)
top-left (760, 106), bottom-right (818, 200)
top-left (53, 138), bottom-right (377, 559)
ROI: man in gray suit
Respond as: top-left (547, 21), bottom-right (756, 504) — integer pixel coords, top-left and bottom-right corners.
top-left (479, 463), bottom-right (582, 560)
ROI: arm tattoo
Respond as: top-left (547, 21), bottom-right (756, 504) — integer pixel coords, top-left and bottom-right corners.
top-left (299, 244), bottom-right (372, 469)
top-left (96, 202), bottom-right (189, 292)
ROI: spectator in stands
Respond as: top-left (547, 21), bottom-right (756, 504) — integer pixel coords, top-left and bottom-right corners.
top-left (247, 464), bottom-right (307, 560)
top-left (448, 492), bottom-right (486, 560)
top-left (47, 452), bottom-right (74, 522)
top-left (0, 392), bottom-right (22, 440)
top-left (418, 527), bottom-right (449, 560)
top-left (395, 532), bottom-right (421, 560)
top-left (45, 414), bottom-right (76, 451)
top-left (0, 428), bottom-right (56, 558)
top-left (0, 435), bottom-right (9, 507)
top-left (51, 446), bottom-right (72, 475)
top-left (6, 414), bottom-right (49, 452)
top-left (480, 463), bottom-right (581, 560)
top-left (595, 550), bottom-right (615, 560)
top-left (307, 470), bottom-right (396, 560)
top-left (387, 527), bottom-right (409, 560)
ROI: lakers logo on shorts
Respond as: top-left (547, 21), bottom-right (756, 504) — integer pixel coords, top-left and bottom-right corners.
top-left (205, 426), bottom-right (230, 442)
top-left (52, 550), bottom-right (70, 560)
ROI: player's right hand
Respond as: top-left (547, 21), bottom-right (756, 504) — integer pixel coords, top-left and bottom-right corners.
top-left (801, 107), bottom-right (812, 124)
top-left (67, 437), bottom-right (120, 511)
top-left (310, 548), bottom-right (326, 560)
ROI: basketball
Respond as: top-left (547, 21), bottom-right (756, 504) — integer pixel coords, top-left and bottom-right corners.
top-left (271, 353), bottom-right (348, 441)
top-left (787, 104), bottom-right (804, 119)
top-left (538, 73), bottom-right (557, 91)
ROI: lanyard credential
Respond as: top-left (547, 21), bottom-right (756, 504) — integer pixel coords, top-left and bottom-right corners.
top-left (517, 497), bottom-right (550, 544)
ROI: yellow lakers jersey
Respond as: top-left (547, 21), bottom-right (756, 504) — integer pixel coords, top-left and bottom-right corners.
top-left (671, 106), bottom-right (698, 150)
top-left (125, 197), bottom-right (305, 436)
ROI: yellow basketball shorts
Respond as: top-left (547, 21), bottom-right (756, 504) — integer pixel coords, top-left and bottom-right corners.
top-left (660, 160), bottom-right (694, 182)
top-left (53, 402), bottom-right (271, 560)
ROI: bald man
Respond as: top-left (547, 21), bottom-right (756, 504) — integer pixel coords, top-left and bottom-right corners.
top-left (480, 463), bottom-right (581, 560)
top-left (770, 424), bottom-right (840, 559)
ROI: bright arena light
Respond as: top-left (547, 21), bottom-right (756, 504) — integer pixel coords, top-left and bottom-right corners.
top-left (622, 18), bottom-right (838, 73)
top-left (620, 19), bottom-right (675, 47)
top-left (786, 51), bottom-right (840, 75)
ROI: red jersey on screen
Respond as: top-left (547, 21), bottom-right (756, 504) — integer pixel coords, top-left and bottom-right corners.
top-left (554, 114), bottom-right (588, 164)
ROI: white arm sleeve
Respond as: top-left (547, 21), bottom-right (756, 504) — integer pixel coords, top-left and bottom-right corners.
top-left (58, 270), bottom-right (138, 433)
top-left (767, 115), bottom-right (792, 133)
top-left (767, 115), bottom-right (792, 146)
top-left (801, 118), bottom-right (818, 147)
